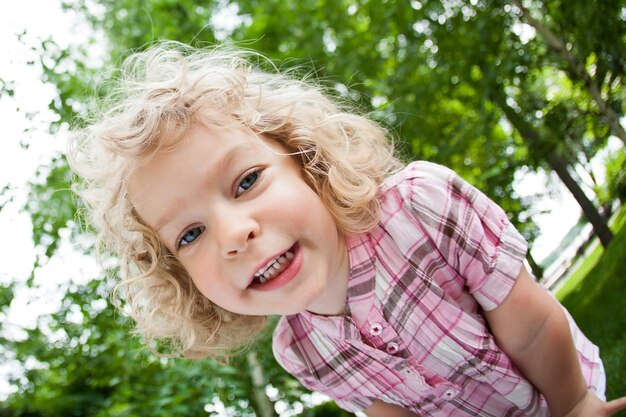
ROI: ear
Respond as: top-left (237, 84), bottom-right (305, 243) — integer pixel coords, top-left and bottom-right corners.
top-left (132, 251), bottom-right (151, 262)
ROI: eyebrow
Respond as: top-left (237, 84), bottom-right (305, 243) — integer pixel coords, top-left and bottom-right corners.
top-left (153, 142), bottom-right (254, 235)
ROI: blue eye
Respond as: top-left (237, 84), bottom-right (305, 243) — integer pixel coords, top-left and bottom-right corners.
top-left (178, 226), bottom-right (204, 248)
top-left (236, 169), bottom-right (261, 197)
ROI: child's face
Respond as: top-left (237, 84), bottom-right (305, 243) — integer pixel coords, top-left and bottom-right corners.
top-left (128, 122), bottom-right (350, 317)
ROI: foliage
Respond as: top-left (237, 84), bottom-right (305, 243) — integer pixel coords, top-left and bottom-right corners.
top-left (0, 78), bottom-right (16, 98)
top-left (598, 148), bottom-right (626, 204)
top-left (305, 402), bottom-right (356, 417)
top-left (3, 0), bottom-right (624, 416)
top-left (0, 278), bottom-right (307, 417)
top-left (26, 155), bottom-right (77, 260)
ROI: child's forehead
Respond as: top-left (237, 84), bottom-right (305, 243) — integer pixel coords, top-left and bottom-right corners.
top-left (123, 117), bottom-right (293, 194)
top-left (132, 121), bottom-right (283, 173)
top-left (183, 120), bottom-right (287, 153)
top-left (140, 118), bottom-right (249, 155)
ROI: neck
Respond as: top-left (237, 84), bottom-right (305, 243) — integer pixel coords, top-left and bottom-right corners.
top-left (306, 234), bottom-right (350, 316)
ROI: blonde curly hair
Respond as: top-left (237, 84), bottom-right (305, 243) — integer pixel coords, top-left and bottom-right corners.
top-left (69, 41), bottom-right (401, 360)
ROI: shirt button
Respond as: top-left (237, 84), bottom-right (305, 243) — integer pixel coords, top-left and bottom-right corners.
top-left (443, 388), bottom-right (459, 400)
top-left (369, 323), bottom-right (383, 336)
top-left (386, 342), bottom-right (399, 354)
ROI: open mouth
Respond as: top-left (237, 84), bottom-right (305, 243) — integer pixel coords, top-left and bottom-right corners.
top-left (252, 245), bottom-right (296, 284)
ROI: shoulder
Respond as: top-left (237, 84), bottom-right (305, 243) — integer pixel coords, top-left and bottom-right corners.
top-left (271, 316), bottom-right (339, 396)
top-left (272, 315), bottom-right (317, 376)
top-left (272, 316), bottom-right (301, 370)
top-left (382, 161), bottom-right (455, 192)
top-left (376, 161), bottom-right (464, 230)
top-left (380, 161), bottom-right (503, 225)
top-left (380, 161), bottom-right (465, 211)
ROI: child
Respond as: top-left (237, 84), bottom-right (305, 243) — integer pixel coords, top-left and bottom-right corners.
top-left (69, 42), bottom-right (625, 417)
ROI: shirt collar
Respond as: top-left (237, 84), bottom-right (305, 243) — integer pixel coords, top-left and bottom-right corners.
top-left (293, 232), bottom-right (378, 340)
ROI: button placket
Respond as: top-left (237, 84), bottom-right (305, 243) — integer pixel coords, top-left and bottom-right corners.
top-left (443, 387), bottom-right (459, 400)
top-left (369, 322), bottom-right (383, 336)
top-left (386, 341), bottom-right (399, 354)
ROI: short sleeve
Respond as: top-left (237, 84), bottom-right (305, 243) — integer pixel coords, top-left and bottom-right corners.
top-left (389, 161), bottom-right (528, 311)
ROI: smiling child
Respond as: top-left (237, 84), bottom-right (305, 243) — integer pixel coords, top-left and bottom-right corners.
top-left (69, 42), bottom-right (625, 417)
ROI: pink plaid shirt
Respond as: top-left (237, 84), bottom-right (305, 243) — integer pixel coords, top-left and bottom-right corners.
top-left (273, 161), bottom-right (605, 416)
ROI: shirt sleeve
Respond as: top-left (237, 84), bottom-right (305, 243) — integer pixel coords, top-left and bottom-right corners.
top-left (391, 161), bottom-right (528, 311)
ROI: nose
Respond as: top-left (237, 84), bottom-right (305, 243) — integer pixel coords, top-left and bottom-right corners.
top-left (213, 210), bottom-right (259, 258)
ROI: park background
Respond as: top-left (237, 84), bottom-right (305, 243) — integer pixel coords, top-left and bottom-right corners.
top-left (0, 0), bottom-right (624, 416)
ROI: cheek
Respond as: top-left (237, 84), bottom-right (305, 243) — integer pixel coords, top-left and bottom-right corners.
top-left (183, 261), bottom-right (218, 296)
top-left (297, 194), bottom-right (338, 240)
top-left (190, 273), bottom-right (226, 307)
top-left (279, 184), bottom-right (331, 224)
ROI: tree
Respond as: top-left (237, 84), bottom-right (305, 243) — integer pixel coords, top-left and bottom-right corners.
top-left (511, 0), bottom-right (626, 146)
top-left (491, 86), bottom-right (614, 247)
top-left (386, 0), bottom-right (616, 247)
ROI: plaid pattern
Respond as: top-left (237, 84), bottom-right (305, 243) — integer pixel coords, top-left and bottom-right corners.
top-left (273, 161), bottom-right (605, 416)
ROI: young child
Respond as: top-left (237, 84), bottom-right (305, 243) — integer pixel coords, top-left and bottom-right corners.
top-left (69, 42), bottom-right (625, 417)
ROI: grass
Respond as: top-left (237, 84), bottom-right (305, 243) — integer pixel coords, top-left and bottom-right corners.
top-left (556, 208), bottom-right (626, 411)
top-left (555, 243), bottom-right (604, 300)
top-left (556, 207), bottom-right (626, 301)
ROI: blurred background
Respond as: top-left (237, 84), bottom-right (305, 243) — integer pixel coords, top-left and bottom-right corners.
top-left (0, 0), bottom-right (624, 416)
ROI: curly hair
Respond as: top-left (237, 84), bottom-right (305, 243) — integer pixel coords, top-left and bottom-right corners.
top-left (69, 41), bottom-right (401, 360)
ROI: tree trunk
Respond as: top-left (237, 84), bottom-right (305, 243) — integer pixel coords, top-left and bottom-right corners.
top-left (510, 0), bottom-right (626, 147)
top-left (526, 251), bottom-right (545, 281)
top-left (246, 350), bottom-right (277, 417)
top-left (492, 89), bottom-right (614, 248)
top-left (546, 153), bottom-right (613, 247)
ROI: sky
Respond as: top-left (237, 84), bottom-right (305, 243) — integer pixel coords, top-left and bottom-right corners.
top-left (0, 0), bottom-right (102, 397)
top-left (0, 0), bottom-right (616, 405)
top-left (0, 2), bottom-right (100, 302)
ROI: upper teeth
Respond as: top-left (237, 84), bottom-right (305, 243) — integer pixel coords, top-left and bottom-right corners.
top-left (254, 250), bottom-right (294, 282)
